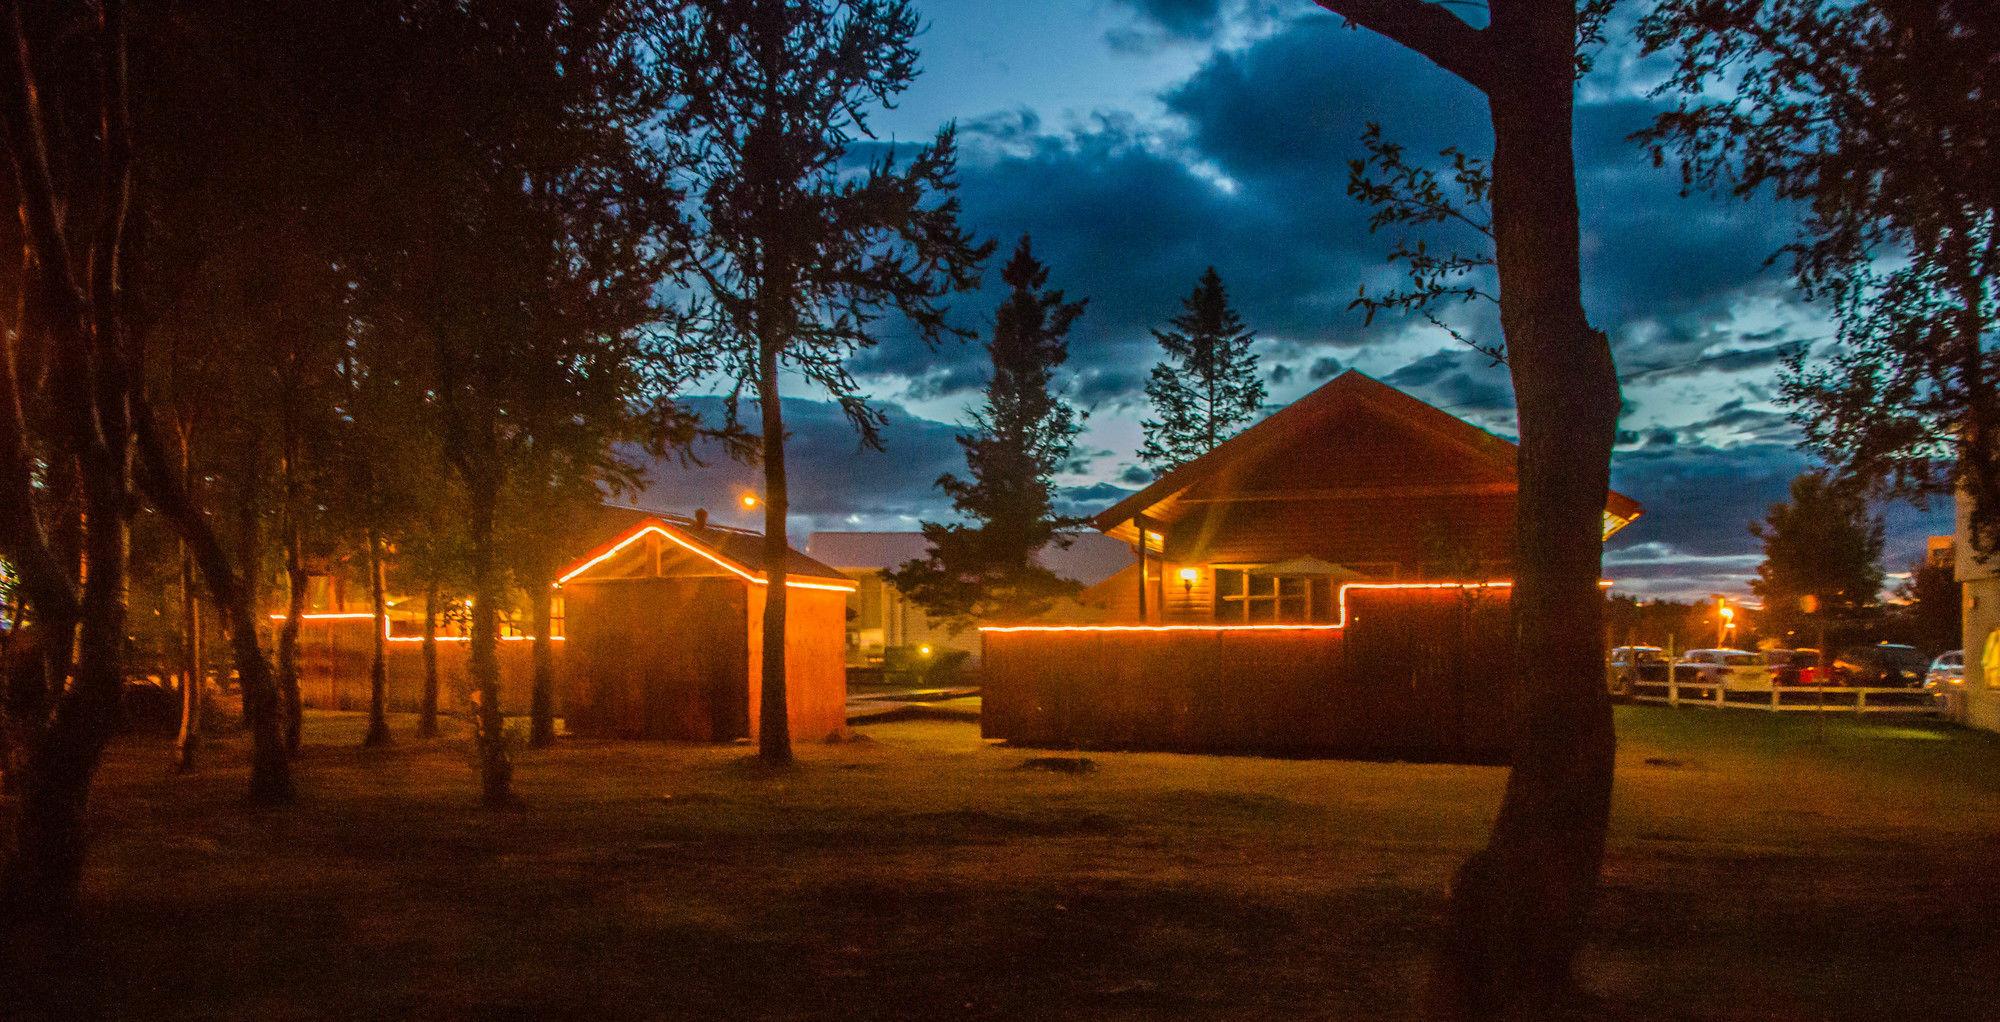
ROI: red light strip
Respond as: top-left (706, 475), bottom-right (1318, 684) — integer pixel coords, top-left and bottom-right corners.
top-left (979, 581), bottom-right (1515, 633)
top-left (555, 524), bottom-right (856, 591)
top-left (269, 612), bottom-right (561, 643)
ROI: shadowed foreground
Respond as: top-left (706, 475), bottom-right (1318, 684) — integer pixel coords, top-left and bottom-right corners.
top-left (3, 707), bottom-right (1998, 1020)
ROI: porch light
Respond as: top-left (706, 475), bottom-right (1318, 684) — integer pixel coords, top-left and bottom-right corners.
top-left (1178, 567), bottom-right (1198, 594)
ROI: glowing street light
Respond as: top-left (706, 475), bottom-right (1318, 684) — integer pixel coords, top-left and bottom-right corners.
top-left (741, 494), bottom-right (758, 508)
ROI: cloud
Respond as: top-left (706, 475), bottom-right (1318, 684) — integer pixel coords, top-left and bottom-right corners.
top-left (1381, 348), bottom-right (1514, 414)
top-left (634, 396), bottom-right (968, 538)
top-left (1109, 0), bottom-right (1223, 39)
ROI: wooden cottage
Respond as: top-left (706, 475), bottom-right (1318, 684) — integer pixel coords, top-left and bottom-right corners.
top-left (981, 370), bottom-right (1643, 761)
top-left (557, 511), bottom-right (855, 743)
top-left (1089, 369), bottom-right (1642, 622)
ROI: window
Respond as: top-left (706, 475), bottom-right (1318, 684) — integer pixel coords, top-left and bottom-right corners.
top-left (1213, 568), bottom-right (1330, 623)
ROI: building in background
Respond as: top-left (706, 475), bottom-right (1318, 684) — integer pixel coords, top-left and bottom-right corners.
top-left (807, 530), bottom-right (1130, 669)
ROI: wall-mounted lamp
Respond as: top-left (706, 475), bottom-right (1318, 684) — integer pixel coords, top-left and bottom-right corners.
top-left (1178, 567), bottom-right (1199, 595)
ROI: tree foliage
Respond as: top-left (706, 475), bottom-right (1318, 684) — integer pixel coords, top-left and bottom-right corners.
top-left (662, 0), bottom-right (988, 763)
top-left (889, 237), bottom-right (1087, 627)
top-left (1139, 267), bottom-right (1266, 473)
top-left (1750, 472), bottom-right (1886, 638)
top-left (1346, 123), bottom-right (1502, 362)
top-left (1897, 555), bottom-right (1961, 655)
top-left (1639, 0), bottom-right (2000, 552)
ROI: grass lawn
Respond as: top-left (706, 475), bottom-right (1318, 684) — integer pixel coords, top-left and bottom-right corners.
top-left (4, 705), bottom-right (1999, 1020)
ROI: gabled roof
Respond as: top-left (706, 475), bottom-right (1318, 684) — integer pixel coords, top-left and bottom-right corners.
top-left (561, 506), bottom-right (853, 587)
top-left (1094, 370), bottom-right (1642, 541)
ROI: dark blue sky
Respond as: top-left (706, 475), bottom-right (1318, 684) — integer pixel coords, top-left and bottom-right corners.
top-left (639, 0), bottom-right (1952, 602)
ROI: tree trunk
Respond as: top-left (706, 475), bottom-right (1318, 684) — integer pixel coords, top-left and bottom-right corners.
top-left (131, 405), bottom-right (292, 802)
top-left (362, 527), bottom-right (392, 747)
top-left (278, 517), bottom-right (306, 756)
top-left (2, 398), bottom-right (133, 920)
top-left (1424, 4), bottom-right (1620, 1017)
top-left (757, 334), bottom-right (791, 765)
top-left (468, 472), bottom-right (514, 806)
top-left (527, 575), bottom-right (556, 749)
top-left (418, 577), bottom-right (440, 739)
top-left (174, 544), bottom-right (202, 773)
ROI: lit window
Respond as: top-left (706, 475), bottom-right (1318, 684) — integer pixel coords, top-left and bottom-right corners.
top-left (1212, 568), bottom-right (1328, 623)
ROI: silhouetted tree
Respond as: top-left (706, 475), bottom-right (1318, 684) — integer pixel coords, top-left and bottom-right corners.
top-left (1140, 267), bottom-right (1265, 473)
top-left (889, 238), bottom-right (1087, 627)
top-left (382, 0), bottom-right (687, 805)
top-left (1640, 1), bottom-right (2000, 554)
top-left (1751, 473), bottom-right (1886, 640)
top-left (1308, 0), bottom-right (1623, 1014)
top-left (663, 0), bottom-right (988, 764)
top-left (1897, 555), bottom-right (1961, 655)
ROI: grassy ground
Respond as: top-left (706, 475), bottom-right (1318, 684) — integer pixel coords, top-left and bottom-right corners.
top-left (3, 706), bottom-right (1998, 1020)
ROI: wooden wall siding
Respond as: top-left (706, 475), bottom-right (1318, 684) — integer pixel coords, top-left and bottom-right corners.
top-left (292, 618), bottom-right (541, 715)
top-left (563, 578), bottom-right (750, 740)
top-left (1165, 493), bottom-right (1518, 576)
top-left (1143, 401), bottom-right (1514, 527)
top-left (745, 585), bottom-right (850, 742)
top-left (981, 586), bottom-right (1515, 763)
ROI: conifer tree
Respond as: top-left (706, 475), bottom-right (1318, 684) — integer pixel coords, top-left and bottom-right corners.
top-left (1139, 267), bottom-right (1266, 473)
top-left (889, 238), bottom-right (1088, 627)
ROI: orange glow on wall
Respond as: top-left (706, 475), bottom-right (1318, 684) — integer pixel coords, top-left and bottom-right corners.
top-left (980, 581), bottom-right (1515, 633)
top-left (555, 523), bottom-right (857, 592)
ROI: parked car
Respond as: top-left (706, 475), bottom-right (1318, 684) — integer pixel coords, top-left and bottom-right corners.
top-left (1672, 648), bottom-right (1773, 691)
top-left (1606, 646), bottom-right (1669, 698)
top-left (1764, 648), bottom-right (1823, 686)
top-left (1924, 649), bottom-right (1964, 690)
top-left (1827, 644), bottom-right (1929, 688)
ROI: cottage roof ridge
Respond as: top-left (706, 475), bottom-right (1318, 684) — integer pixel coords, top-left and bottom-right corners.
top-left (1091, 369), bottom-right (1642, 534)
top-left (565, 505), bottom-right (851, 585)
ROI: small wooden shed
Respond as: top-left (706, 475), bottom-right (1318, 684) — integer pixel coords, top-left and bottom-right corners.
top-left (557, 511), bottom-right (855, 743)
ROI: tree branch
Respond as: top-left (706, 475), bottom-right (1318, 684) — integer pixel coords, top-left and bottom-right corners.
top-left (1313, 0), bottom-right (1495, 94)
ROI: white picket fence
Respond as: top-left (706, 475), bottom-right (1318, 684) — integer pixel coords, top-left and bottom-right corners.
top-left (1625, 678), bottom-right (1943, 714)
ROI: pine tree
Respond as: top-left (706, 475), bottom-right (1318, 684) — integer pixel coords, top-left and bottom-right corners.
top-left (889, 238), bottom-right (1088, 627)
top-left (1139, 267), bottom-right (1266, 473)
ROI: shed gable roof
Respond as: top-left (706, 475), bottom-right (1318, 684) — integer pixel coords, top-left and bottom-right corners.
top-left (560, 507), bottom-right (854, 587)
top-left (1094, 370), bottom-right (1642, 541)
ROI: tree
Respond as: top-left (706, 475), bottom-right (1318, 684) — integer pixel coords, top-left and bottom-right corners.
top-left (888, 237), bottom-right (1088, 627)
top-left (1898, 554), bottom-right (1961, 655)
top-left (373, 0), bottom-right (689, 805)
top-left (664, 0), bottom-right (988, 765)
top-left (1639, 1), bottom-right (2000, 553)
top-left (1306, 1), bottom-right (1623, 1014)
top-left (0, 0), bottom-right (269, 918)
top-left (1750, 473), bottom-right (1886, 640)
top-left (1139, 267), bottom-right (1265, 473)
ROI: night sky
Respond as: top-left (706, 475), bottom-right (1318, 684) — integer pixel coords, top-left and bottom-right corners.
top-left (639, 0), bottom-right (1953, 602)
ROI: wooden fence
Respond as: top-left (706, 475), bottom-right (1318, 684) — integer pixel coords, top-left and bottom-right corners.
top-left (980, 585), bottom-right (1515, 763)
top-left (291, 617), bottom-right (543, 715)
top-left (1627, 678), bottom-right (1942, 714)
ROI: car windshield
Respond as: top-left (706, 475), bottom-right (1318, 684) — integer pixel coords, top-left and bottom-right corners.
top-left (1723, 653), bottom-right (1762, 667)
